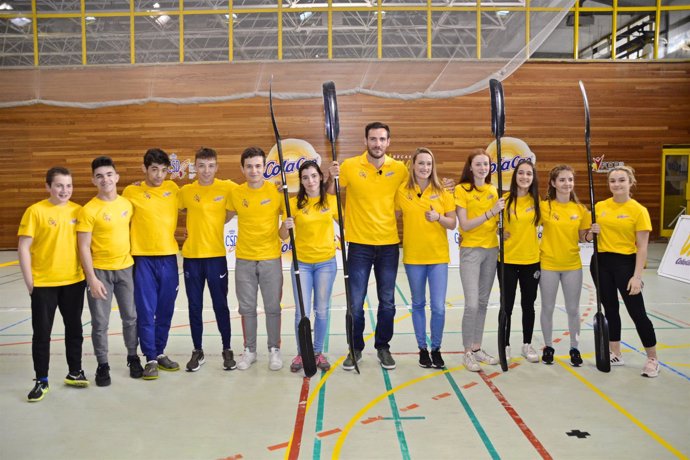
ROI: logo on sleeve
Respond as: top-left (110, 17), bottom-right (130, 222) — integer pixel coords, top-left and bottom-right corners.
top-left (617, 214), bottom-right (629, 219)
top-left (214, 195), bottom-right (224, 202)
top-left (163, 191), bottom-right (172, 197)
top-left (570, 214), bottom-right (579, 220)
top-left (359, 170), bottom-right (367, 179)
top-left (260, 199), bottom-right (271, 206)
top-left (121, 210), bottom-right (129, 218)
top-left (193, 194), bottom-right (201, 202)
top-left (385, 171), bottom-right (395, 177)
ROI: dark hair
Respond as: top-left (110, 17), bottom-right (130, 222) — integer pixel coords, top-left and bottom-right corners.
top-left (365, 122), bottom-right (390, 139)
top-left (296, 160), bottom-right (328, 210)
top-left (546, 164), bottom-right (580, 204)
top-left (144, 148), bottom-right (170, 168)
top-left (506, 159), bottom-right (540, 226)
top-left (195, 147), bottom-right (217, 162)
top-left (459, 148), bottom-right (492, 192)
top-left (240, 146), bottom-right (266, 167)
top-left (91, 156), bottom-right (116, 173)
top-left (46, 166), bottom-right (71, 185)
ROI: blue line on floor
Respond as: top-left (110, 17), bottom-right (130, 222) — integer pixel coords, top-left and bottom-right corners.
top-left (367, 294), bottom-right (411, 460)
top-left (0, 317), bottom-right (31, 332)
top-left (395, 283), bottom-right (500, 460)
top-left (621, 340), bottom-right (690, 383)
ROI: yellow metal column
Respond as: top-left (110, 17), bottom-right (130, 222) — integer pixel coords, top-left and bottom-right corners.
top-left (574, 0), bottom-right (579, 59)
top-left (278, 0), bottom-right (283, 60)
top-left (377, 0), bottom-right (382, 59)
top-left (328, 0), bottom-right (333, 59)
top-left (179, 0), bottom-right (185, 62)
top-left (130, 0), bottom-right (135, 63)
top-left (427, 0), bottom-right (432, 58)
top-left (80, 0), bottom-right (86, 64)
top-left (229, 5), bottom-right (233, 61)
top-left (653, 0), bottom-right (661, 58)
top-left (612, 0), bottom-right (618, 59)
top-left (476, 0), bottom-right (481, 59)
top-left (31, 0), bottom-right (38, 66)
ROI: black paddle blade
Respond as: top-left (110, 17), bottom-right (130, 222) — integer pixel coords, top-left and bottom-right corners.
top-left (322, 81), bottom-right (340, 145)
top-left (345, 310), bottom-right (359, 374)
top-left (497, 309), bottom-right (509, 372)
top-left (299, 317), bottom-right (317, 377)
top-left (489, 78), bottom-right (505, 138)
top-left (593, 312), bottom-right (611, 373)
top-left (579, 81), bottom-right (591, 146)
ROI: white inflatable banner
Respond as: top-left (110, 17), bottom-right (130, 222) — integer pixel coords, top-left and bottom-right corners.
top-left (658, 215), bottom-right (690, 284)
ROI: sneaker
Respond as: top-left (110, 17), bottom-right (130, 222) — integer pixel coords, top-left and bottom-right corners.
top-left (127, 355), bottom-right (144, 379)
top-left (342, 350), bottom-right (362, 371)
top-left (377, 348), bottom-right (396, 370)
top-left (186, 349), bottom-right (205, 372)
top-left (157, 354), bottom-right (180, 372)
top-left (542, 346), bottom-right (555, 365)
top-left (505, 346), bottom-right (512, 361)
top-left (315, 353), bottom-right (331, 371)
top-left (463, 351), bottom-right (481, 372)
top-left (431, 349), bottom-right (445, 368)
top-left (610, 352), bottom-right (625, 366)
top-left (237, 348), bottom-right (257, 371)
top-left (521, 344), bottom-right (539, 363)
top-left (290, 355), bottom-right (303, 373)
top-left (418, 348), bottom-right (432, 368)
top-left (222, 349), bottom-right (237, 370)
top-left (64, 370), bottom-right (89, 387)
top-left (268, 347), bottom-right (283, 371)
top-left (143, 360), bottom-right (159, 380)
top-left (570, 348), bottom-right (583, 367)
top-left (95, 363), bottom-right (111, 387)
top-left (473, 349), bottom-right (499, 365)
top-left (27, 379), bottom-right (49, 402)
top-left (641, 357), bottom-right (660, 378)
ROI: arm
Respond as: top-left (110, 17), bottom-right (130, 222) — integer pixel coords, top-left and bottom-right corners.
top-left (77, 232), bottom-right (107, 300)
top-left (326, 161), bottom-right (340, 195)
top-left (425, 207), bottom-right (456, 230)
top-left (279, 217), bottom-right (294, 241)
top-left (456, 198), bottom-right (505, 232)
top-left (226, 210), bottom-right (236, 223)
top-left (17, 236), bottom-right (34, 294)
top-left (578, 227), bottom-right (591, 243)
top-left (628, 230), bottom-right (649, 295)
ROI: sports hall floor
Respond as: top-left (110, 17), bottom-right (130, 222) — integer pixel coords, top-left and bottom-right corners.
top-left (0, 243), bottom-right (688, 460)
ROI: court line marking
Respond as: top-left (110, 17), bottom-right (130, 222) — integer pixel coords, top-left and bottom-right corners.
top-left (0, 260), bottom-right (19, 268)
top-left (555, 357), bottom-right (688, 459)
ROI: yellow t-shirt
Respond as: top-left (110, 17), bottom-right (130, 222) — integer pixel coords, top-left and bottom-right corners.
top-left (123, 180), bottom-right (179, 256)
top-left (227, 181), bottom-right (284, 261)
top-left (77, 195), bottom-right (134, 270)
top-left (454, 183), bottom-right (499, 249)
top-left (595, 198), bottom-right (651, 255)
top-left (503, 194), bottom-right (540, 265)
top-left (396, 184), bottom-right (455, 264)
top-left (339, 152), bottom-right (407, 245)
top-left (179, 179), bottom-right (236, 259)
top-left (284, 195), bottom-right (338, 264)
top-left (539, 200), bottom-right (591, 271)
top-left (18, 199), bottom-right (85, 287)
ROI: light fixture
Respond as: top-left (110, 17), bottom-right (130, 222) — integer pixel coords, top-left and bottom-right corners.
top-left (86, 16), bottom-right (96, 23)
top-left (299, 11), bottom-right (312, 21)
top-left (496, 10), bottom-right (509, 17)
top-left (153, 2), bottom-right (160, 8)
top-left (10, 17), bottom-right (31, 27)
top-left (155, 14), bottom-right (170, 26)
top-left (0, 2), bottom-right (13, 10)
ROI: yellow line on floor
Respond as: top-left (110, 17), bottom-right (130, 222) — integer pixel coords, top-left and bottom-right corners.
top-left (331, 366), bottom-right (463, 459)
top-left (555, 358), bottom-right (688, 459)
top-left (0, 260), bottom-right (19, 268)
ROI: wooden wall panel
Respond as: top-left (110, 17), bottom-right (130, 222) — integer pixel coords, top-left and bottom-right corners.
top-left (1, 61), bottom-right (689, 249)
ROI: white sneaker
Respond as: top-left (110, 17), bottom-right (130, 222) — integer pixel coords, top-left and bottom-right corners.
top-left (610, 352), bottom-right (625, 366)
top-left (505, 346), bottom-right (511, 361)
top-left (641, 357), bottom-right (659, 378)
top-left (268, 347), bottom-right (283, 371)
top-left (236, 348), bottom-right (257, 370)
top-left (521, 344), bottom-right (539, 363)
top-left (473, 349), bottom-right (499, 365)
top-left (463, 351), bottom-right (481, 372)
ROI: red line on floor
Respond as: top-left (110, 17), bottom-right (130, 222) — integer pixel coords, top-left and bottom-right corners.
top-left (400, 403), bottom-right (419, 412)
top-left (317, 428), bottom-right (343, 437)
top-left (219, 455), bottom-right (243, 460)
top-left (287, 377), bottom-right (311, 460)
top-left (462, 382), bottom-right (477, 389)
top-left (432, 392), bottom-right (451, 400)
top-left (478, 371), bottom-right (553, 460)
top-left (267, 442), bottom-right (289, 451)
top-left (650, 309), bottom-right (690, 327)
top-left (360, 416), bottom-right (383, 425)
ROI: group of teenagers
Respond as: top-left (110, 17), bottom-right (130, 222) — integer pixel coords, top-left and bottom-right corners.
top-left (18, 121), bottom-right (661, 403)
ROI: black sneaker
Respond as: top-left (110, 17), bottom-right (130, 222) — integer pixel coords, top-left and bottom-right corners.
top-left (222, 349), bottom-right (237, 370)
top-left (95, 363), bottom-right (111, 387)
top-left (377, 348), bottom-right (396, 370)
top-left (127, 355), bottom-right (144, 379)
top-left (342, 350), bottom-right (362, 371)
top-left (27, 379), bottom-right (49, 402)
top-left (418, 348), bottom-right (432, 368)
top-left (186, 349), bottom-right (205, 372)
top-left (570, 348), bottom-right (583, 367)
top-left (64, 370), bottom-right (89, 387)
top-left (542, 346), bottom-right (555, 365)
top-left (431, 349), bottom-right (445, 368)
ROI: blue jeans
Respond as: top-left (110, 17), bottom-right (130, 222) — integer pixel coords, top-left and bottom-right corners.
top-left (404, 263), bottom-right (448, 350)
top-left (348, 243), bottom-right (399, 351)
top-left (291, 257), bottom-right (337, 354)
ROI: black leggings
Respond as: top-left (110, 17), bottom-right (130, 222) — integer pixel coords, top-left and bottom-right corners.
top-left (591, 252), bottom-right (656, 348)
top-left (497, 262), bottom-right (540, 345)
